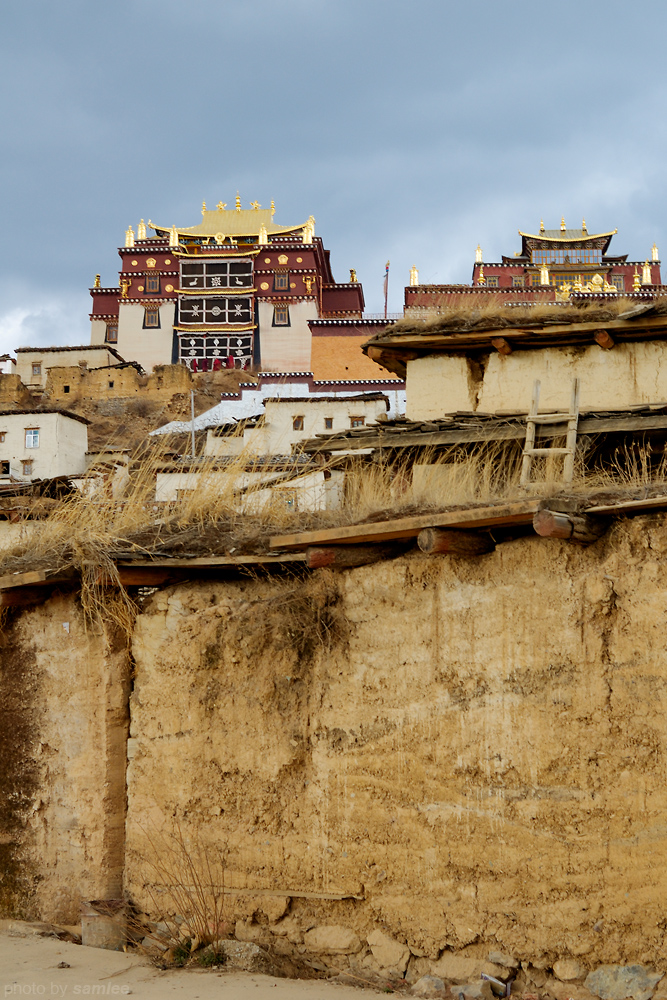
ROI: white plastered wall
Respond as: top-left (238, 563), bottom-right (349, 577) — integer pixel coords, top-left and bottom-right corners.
top-left (0, 413), bottom-right (88, 481)
top-left (116, 302), bottom-right (175, 372)
top-left (258, 300), bottom-right (318, 372)
top-left (154, 468), bottom-right (334, 511)
top-left (90, 319), bottom-right (108, 346)
top-left (15, 348), bottom-right (121, 389)
top-left (406, 341), bottom-right (667, 420)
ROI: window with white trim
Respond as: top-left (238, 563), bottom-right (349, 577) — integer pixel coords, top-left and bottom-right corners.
top-left (22, 460), bottom-right (33, 476)
top-left (181, 259), bottom-right (253, 289)
top-left (25, 428), bottom-right (39, 448)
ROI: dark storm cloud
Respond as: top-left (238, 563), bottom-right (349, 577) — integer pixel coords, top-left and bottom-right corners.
top-left (1, 0), bottom-right (666, 351)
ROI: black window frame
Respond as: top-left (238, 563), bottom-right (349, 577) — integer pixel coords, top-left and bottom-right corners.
top-left (143, 306), bottom-right (161, 329)
top-left (272, 304), bottom-right (290, 326)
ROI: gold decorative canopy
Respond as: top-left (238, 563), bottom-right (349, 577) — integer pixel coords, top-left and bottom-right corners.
top-left (150, 199), bottom-right (313, 240)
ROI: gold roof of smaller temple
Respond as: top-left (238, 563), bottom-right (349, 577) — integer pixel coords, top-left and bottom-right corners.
top-left (150, 198), bottom-right (311, 239)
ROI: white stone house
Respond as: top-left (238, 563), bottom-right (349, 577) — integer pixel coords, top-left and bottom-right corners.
top-left (0, 409), bottom-right (90, 482)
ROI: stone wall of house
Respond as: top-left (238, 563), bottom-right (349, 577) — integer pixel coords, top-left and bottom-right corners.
top-left (5, 517), bottom-right (667, 978)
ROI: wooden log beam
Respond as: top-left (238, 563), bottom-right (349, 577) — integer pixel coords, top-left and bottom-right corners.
top-left (594, 329), bottom-right (615, 349)
top-left (0, 585), bottom-right (55, 607)
top-left (533, 508), bottom-right (607, 544)
top-left (491, 337), bottom-right (512, 355)
top-left (306, 544), bottom-right (399, 569)
top-left (417, 528), bottom-right (495, 556)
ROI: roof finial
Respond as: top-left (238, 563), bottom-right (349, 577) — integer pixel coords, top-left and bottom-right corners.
top-left (270, 199), bottom-right (275, 216)
top-left (539, 219), bottom-right (545, 234)
top-left (137, 219), bottom-right (146, 239)
top-left (643, 259), bottom-right (652, 285)
top-left (217, 201), bottom-right (227, 211)
top-left (633, 267), bottom-right (641, 291)
top-left (250, 200), bottom-right (261, 210)
top-left (477, 266), bottom-right (485, 286)
top-left (652, 242), bottom-right (660, 262)
top-left (169, 225), bottom-right (179, 248)
top-left (94, 274), bottom-right (101, 288)
top-left (561, 216), bottom-right (566, 232)
top-left (540, 263), bottom-right (550, 285)
top-left (235, 192), bottom-right (241, 212)
top-left (350, 268), bottom-right (358, 283)
top-left (258, 224), bottom-right (268, 245)
top-left (202, 200), bottom-right (206, 216)
top-left (125, 225), bottom-right (135, 248)
top-left (582, 218), bottom-right (587, 234)
top-left (410, 265), bottom-right (419, 286)
top-left (475, 244), bottom-right (483, 263)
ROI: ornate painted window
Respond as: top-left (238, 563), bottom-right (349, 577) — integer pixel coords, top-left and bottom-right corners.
top-left (181, 259), bottom-right (253, 290)
top-left (179, 333), bottom-right (253, 370)
top-left (274, 271), bottom-right (289, 291)
top-left (485, 276), bottom-right (499, 287)
top-left (610, 275), bottom-right (625, 292)
top-left (272, 304), bottom-right (290, 326)
top-left (350, 416), bottom-right (365, 428)
top-left (143, 306), bottom-right (160, 329)
top-left (178, 297), bottom-right (252, 325)
top-left (25, 428), bottom-right (39, 449)
top-left (511, 275), bottom-right (525, 287)
top-left (532, 248), bottom-right (602, 265)
top-left (146, 274), bottom-right (160, 294)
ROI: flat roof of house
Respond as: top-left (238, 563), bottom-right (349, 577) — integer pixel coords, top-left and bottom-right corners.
top-left (0, 408), bottom-right (91, 425)
top-left (15, 345), bottom-right (126, 362)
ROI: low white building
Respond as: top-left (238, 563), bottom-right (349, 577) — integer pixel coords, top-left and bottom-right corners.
top-left (0, 409), bottom-right (90, 482)
top-left (15, 345), bottom-right (126, 389)
top-left (206, 393), bottom-right (390, 458)
top-left (155, 466), bottom-right (343, 512)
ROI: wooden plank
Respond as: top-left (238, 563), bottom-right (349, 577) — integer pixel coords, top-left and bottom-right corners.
top-left (115, 553), bottom-right (307, 568)
top-left (269, 500), bottom-right (541, 550)
top-left (584, 495), bottom-right (667, 515)
top-left (0, 568), bottom-right (49, 589)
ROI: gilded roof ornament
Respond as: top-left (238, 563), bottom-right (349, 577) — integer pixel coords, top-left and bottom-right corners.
top-left (270, 200), bottom-right (275, 216)
top-left (169, 225), bottom-right (179, 248)
top-left (477, 266), bottom-right (485, 286)
top-left (137, 219), bottom-right (146, 239)
top-left (250, 201), bottom-right (261, 210)
top-left (350, 268), bottom-right (358, 283)
top-left (582, 218), bottom-right (587, 234)
top-left (475, 244), bottom-right (483, 263)
top-left (217, 202), bottom-right (227, 211)
top-left (235, 193), bottom-right (242, 212)
top-left (539, 219), bottom-right (545, 234)
top-left (633, 267), bottom-right (641, 290)
top-left (258, 224), bottom-right (268, 245)
top-left (560, 216), bottom-right (566, 232)
top-left (202, 201), bottom-right (207, 216)
top-left (540, 263), bottom-right (550, 285)
top-left (652, 242), bottom-right (660, 262)
top-left (125, 226), bottom-right (135, 248)
top-left (94, 274), bottom-right (101, 288)
top-left (642, 259), bottom-right (652, 285)
top-left (409, 265), bottom-right (419, 287)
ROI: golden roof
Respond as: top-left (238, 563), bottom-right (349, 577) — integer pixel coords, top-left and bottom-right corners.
top-left (150, 200), bottom-right (311, 239)
top-left (519, 227), bottom-right (617, 243)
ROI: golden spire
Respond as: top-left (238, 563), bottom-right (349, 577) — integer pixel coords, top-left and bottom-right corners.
top-left (270, 199), bottom-right (275, 216)
top-left (258, 224), bottom-right (268, 245)
top-left (137, 219), bottom-right (146, 239)
top-left (475, 244), bottom-right (483, 263)
top-left (477, 266), bottom-right (485, 286)
top-left (125, 225), bottom-right (135, 248)
top-left (202, 200), bottom-right (207, 216)
top-left (560, 216), bottom-right (566, 232)
top-left (652, 242), bottom-right (660, 262)
top-left (250, 200), bottom-right (261, 210)
top-left (302, 215), bottom-right (316, 244)
top-left (217, 201), bottom-right (227, 211)
top-left (350, 268), bottom-right (357, 283)
top-left (410, 265), bottom-right (419, 286)
top-left (539, 219), bottom-right (545, 234)
top-left (582, 218), bottom-right (587, 234)
top-left (633, 267), bottom-right (641, 291)
top-left (235, 192), bottom-right (241, 212)
top-left (94, 274), bottom-right (101, 288)
top-left (169, 225), bottom-right (179, 248)
top-left (642, 259), bottom-right (652, 285)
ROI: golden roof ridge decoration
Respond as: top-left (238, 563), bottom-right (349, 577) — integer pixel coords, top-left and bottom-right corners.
top-left (518, 227), bottom-right (617, 242)
top-left (150, 199), bottom-right (311, 239)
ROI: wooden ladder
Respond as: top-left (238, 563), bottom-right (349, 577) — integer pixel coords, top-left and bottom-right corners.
top-left (520, 378), bottom-right (580, 487)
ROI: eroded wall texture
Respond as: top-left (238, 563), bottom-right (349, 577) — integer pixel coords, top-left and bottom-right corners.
top-left (4, 517), bottom-right (667, 967)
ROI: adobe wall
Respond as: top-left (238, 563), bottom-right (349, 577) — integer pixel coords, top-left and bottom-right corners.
top-left (406, 341), bottom-right (667, 418)
top-left (125, 517), bottom-right (667, 968)
top-left (311, 333), bottom-right (399, 380)
top-left (0, 598), bottom-right (130, 923)
top-left (5, 517), bottom-right (667, 972)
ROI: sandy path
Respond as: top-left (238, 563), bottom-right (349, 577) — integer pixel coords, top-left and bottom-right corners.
top-left (0, 932), bottom-right (380, 999)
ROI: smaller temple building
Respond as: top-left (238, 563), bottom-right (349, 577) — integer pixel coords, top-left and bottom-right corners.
top-left (89, 198), bottom-right (372, 378)
top-left (405, 219), bottom-right (661, 313)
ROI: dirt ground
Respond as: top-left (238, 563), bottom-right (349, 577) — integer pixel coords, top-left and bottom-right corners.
top-left (0, 931), bottom-right (381, 999)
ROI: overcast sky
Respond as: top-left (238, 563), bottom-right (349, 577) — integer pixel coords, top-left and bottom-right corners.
top-left (1, 0), bottom-right (665, 354)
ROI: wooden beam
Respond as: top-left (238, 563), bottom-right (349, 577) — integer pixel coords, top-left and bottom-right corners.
top-left (306, 545), bottom-right (399, 569)
top-left (0, 568), bottom-right (49, 589)
top-left (417, 528), bottom-right (495, 556)
top-left (585, 495), bottom-right (667, 515)
top-left (114, 553), bottom-right (307, 568)
top-left (533, 509), bottom-right (607, 544)
top-left (491, 337), bottom-right (512, 355)
top-left (594, 329), bottom-right (615, 349)
top-left (0, 585), bottom-right (55, 607)
top-left (270, 500), bottom-right (541, 550)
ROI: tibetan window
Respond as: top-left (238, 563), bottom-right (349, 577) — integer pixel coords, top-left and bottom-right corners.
top-left (611, 275), bottom-right (625, 292)
top-left (350, 416), bottom-right (365, 428)
top-left (0, 461), bottom-right (8, 475)
top-left (146, 274), bottom-right (161, 294)
top-left (324, 417), bottom-right (333, 430)
top-left (143, 306), bottom-right (160, 329)
top-left (511, 275), bottom-right (525, 287)
top-left (485, 276), bottom-right (499, 287)
top-left (274, 271), bottom-right (289, 291)
top-left (178, 297), bottom-right (252, 325)
top-left (181, 259), bottom-right (253, 290)
top-left (25, 428), bottom-right (39, 449)
top-left (0, 433), bottom-right (6, 443)
top-left (105, 323), bottom-right (118, 343)
top-left (22, 460), bottom-right (33, 476)
top-left (32, 363), bottom-right (41, 376)
top-left (532, 248), bottom-right (602, 265)
top-left (273, 304), bottom-right (290, 326)
top-left (293, 416), bottom-right (304, 431)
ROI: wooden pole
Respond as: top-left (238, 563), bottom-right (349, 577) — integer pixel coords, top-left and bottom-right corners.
top-left (491, 337), bottom-right (513, 355)
top-left (533, 508), bottom-right (607, 544)
top-left (306, 544), bottom-right (399, 569)
top-left (417, 528), bottom-right (495, 556)
top-left (594, 329), bottom-right (615, 349)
